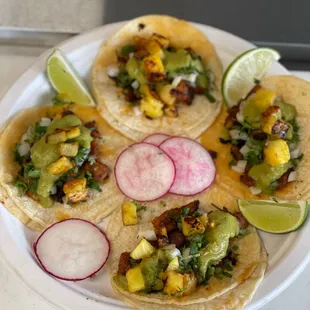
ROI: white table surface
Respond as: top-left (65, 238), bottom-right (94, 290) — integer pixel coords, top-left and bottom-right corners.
top-left (1, 50), bottom-right (310, 310)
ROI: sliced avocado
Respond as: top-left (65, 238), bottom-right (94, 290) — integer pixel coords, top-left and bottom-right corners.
top-left (125, 57), bottom-right (147, 84)
top-left (163, 49), bottom-right (191, 74)
top-left (275, 101), bottom-right (297, 122)
top-left (31, 138), bottom-right (60, 169)
top-left (191, 57), bottom-right (204, 72)
top-left (196, 73), bottom-right (208, 89)
top-left (47, 115), bottom-right (82, 134)
top-left (36, 168), bottom-right (57, 198)
top-left (198, 211), bottom-right (239, 280)
top-left (74, 126), bottom-right (93, 149)
top-left (248, 161), bottom-right (292, 192)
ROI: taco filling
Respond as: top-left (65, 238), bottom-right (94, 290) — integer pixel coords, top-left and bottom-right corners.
top-left (220, 85), bottom-right (303, 195)
top-left (114, 201), bottom-right (247, 297)
top-left (108, 34), bottom-right (215, 119)
top-left (14, 110), bottom-right (109, 208)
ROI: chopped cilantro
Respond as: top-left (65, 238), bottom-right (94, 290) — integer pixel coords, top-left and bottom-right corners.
top-left (121, 45), bottom-right (135, 56)
top-left (116, 66), bottom-right (132, 87)
top-left (231, 139), bottom-right (239, 146)
top-left (204, 90), bottom-right (216, 103)
top-left (232, 245), bottom-right (239, 251)
top-left (14, 178), bottom-right (28, 194)
top-left (160, 200), bottom-right (166, 207)
top-left (14, 144), bottom-right (23, 165)
top-left (222, 271), bottom-right (233, 278)
top-left (85, 171), bottom-right (102, 192)
top-left (254, 78), bottom-right (260, 84)
top-left (223, 263), bottom-right (233, 271)
top-left (137, 205), bottom-right (147, 212)
top-left (32, 123), bottom-right (47, 141)
top-left (244, 139), bottom-right (264, 166)
top-left (52, 95), bottom-right (67, 106)
top-left (75, 147), bottom-right (90, 167)
top-left (181, 207), bottom-right (190, 217)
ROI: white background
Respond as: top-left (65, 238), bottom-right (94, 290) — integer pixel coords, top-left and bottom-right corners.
top-left (0, 51), bottom-right (310, 310)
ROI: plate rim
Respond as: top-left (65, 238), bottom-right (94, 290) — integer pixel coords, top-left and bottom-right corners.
top-left (0, 20), bottom-right (309, 310)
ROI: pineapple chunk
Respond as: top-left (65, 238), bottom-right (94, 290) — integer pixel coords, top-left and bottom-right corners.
top-left (182, 273), bottom-right (197, 296)
top-left (47, 157), bottom-right (73, 175)
top-left (126, 266), bottom-right (145, 293)
top-left (164, 105), bottom-right (178, 118)
top-left (58, 142), bottom-right (79, 157)
top-left (65, 126), bottom-right (81, 139)
top-left (142, 55), bottom-right (165, 82)
top-left (181, 216), bottom-right (205, 237)
top-left (63, 178), bottom-right (86, 194)
top-left (130, 238), bottom-right (156, 260)
top-left (146, 40), bottom-right (164, 58)
top-left (122, 201), bottom-right (138, 226)
top-left (140, 85), bottom-right (164, 119)
top-left (63, 178), bottom-right (89, 204)
top-left (151, 33), bottom-right (169, 48)
top-left (251, 88), bottom-right (277, 111)
top-left (47, 131), bottom-right (67, 144)
top-left (264, 140), bottom-right (290, 166)
top-left (163, 271), bottom-right (184, 296)
top-left (156, 84), bottom-right (176, 106)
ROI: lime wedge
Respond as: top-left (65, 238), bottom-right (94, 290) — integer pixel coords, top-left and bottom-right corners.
top-left (222, 48), bottom-right (281, 107)
top-left (46, 49), bottom-right (95, 106)
top-left (238, 199), bottom-right (308, 234)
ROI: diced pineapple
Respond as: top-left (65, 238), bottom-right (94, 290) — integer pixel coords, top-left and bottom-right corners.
top-left (145, 40), bottom-right (164, 58)
top-left (156, 84), bottom-right (176, 106)
top-left (181, 216), bottom-right (205, 237)
top-left (47, 131), bottom-right (67, 144)
top-left (199, 213), bottom-right (209, 227)
top-left (251, 88), bottom-right (277, 111)
top-left (142, 55), bottom-right (165, 82)
top-left (63, 178), bottom-right (86, 194)
top-left (264, 140), bottom-right (290, 166)
top-left (151, 33), bottom-right (169, 48)
top-left (65, 126), bottom-right (81, 139)
top-left (47, 157), bottom-right (73, 175)
top-left (126, 266), bottom-right (145, 293)
top-left (166, 256), bottom-right (179, 272)
top-left (140, 85), bottom-right (164, 119)
top-left (122, 201), bottom-right (137, 226)
top-left (58, 142), bottom-right (79, 157)
top-left (182, 273), bottom-right (197, 296)
top-left (63, 178), bottom-right (89, 204)
top-left (164, 105), bottom-right (178, 118)
top-left (130, 238), bottom-right (156, 260)
top-left (163, 271), bottom-right (184, 296)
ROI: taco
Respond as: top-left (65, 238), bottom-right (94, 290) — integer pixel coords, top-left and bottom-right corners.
top-left (0, 104), bottom-right (131, 230)
top-left (201, 75), bottom-right (308, 200)
top-left (92, 15), bottom-right (222, 141)
top-left (107, 198), bottom-right (264, 308)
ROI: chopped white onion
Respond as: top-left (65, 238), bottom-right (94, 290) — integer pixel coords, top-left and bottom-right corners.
top-left (240, 144), bottom-right (250, 156)
top-left (290, 148), bottom-right (301, 159)
top-left (236, 160), bottom-right (247, 171)
top-left (136, 230), bottom-right (157, 241)
top-left (107, 64), bottom-right (120, 78)
top-left (129, 52), bottom-right (134, 59)
top-left (236, 112), bottom-right (244, 123)
top-left (231, 165), bottom-right (245, 174)
top-left (250, 187), bottom-right (262, 195)
top-left (18, 143), bottom-right (30, 156)
top-left (131, 80), bottom-right (139, 90)
top-left (288, 171), bottom-right (297, 182)
top-left (172, 76), bottom-right (183, 88)
top-left (229, 129), bottom-right (249, 141)
top-left (40, 117), bottom-right (51, 127)
top-left (50, 185), bottom-right (57, 195)
top-left (21, 127), bottom-right (32, 143)
top-left (133, 106), bottom-right (143, 116)
top-left (162, 244), bottom-right (181, 259)
top-left (185, 73), bottom-right (198, 84)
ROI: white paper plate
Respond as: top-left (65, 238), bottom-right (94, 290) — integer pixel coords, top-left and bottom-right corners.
top-left (0, 21), bottom-right (310, 310)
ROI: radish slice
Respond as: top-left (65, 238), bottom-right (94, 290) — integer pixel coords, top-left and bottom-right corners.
top-left (115, 143), bottom-right (176, 201)
top-left (160, 137), bottom-right (215, 196)
top-left (143, 133), bottom-right (170, 146)
top-left (34, 219), bottom-right (110, 281)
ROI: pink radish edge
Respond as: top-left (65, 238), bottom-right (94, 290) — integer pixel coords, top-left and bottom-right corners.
top-left (114, 142), bottom-right (176, 202)
top-left (33, 218), bottom-right (110, 281)
top-left (142, 133), bottom-right (170, 146)
top-left (159, 136), bottom-right (216, 196)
